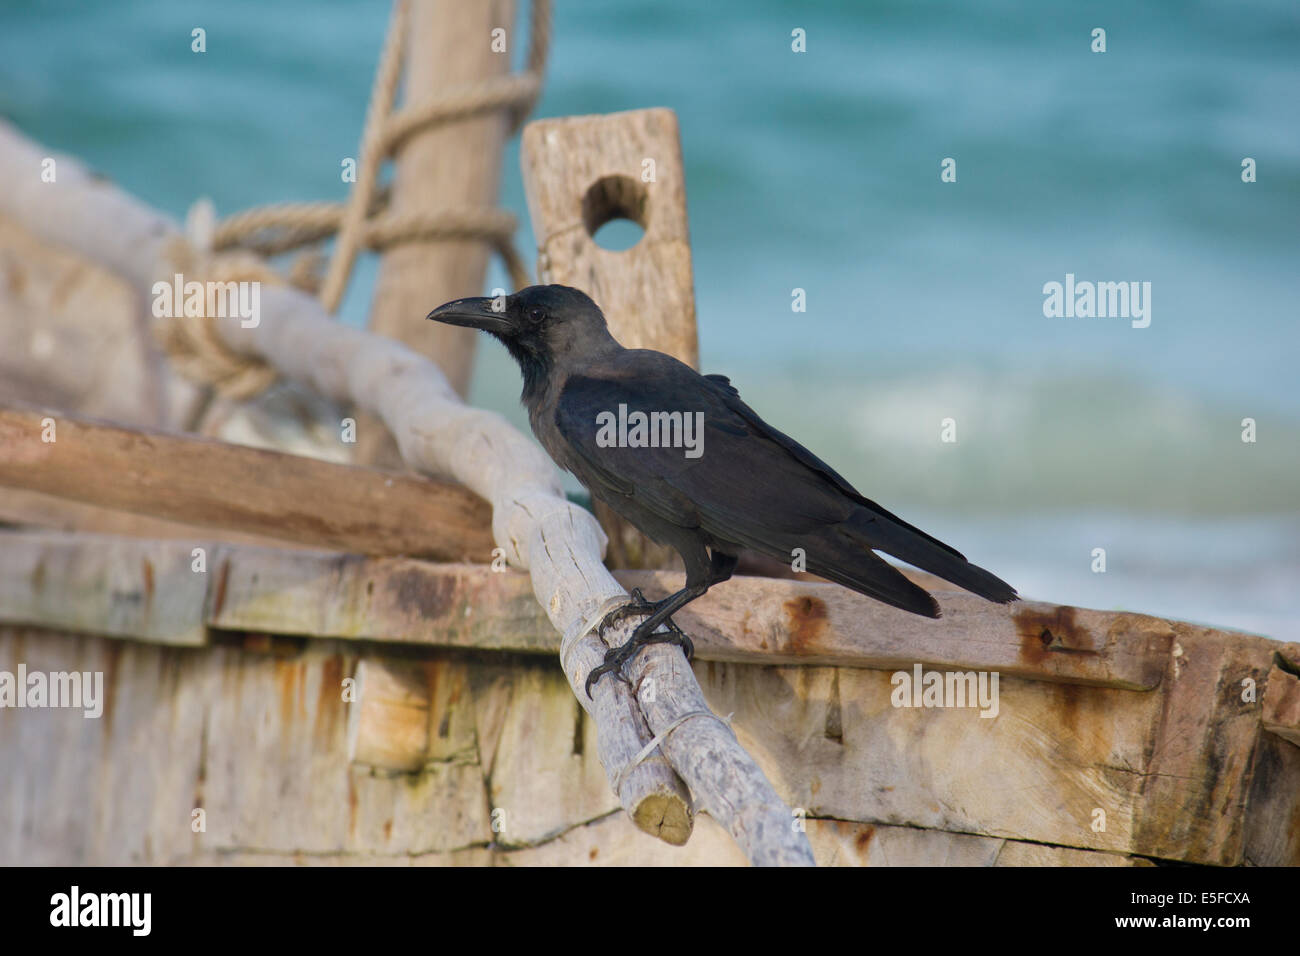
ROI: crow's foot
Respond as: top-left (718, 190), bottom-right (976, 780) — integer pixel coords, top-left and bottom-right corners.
top-left (585, 593), bottom-right (694, 697)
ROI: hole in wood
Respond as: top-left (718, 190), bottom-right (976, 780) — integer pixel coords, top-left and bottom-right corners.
top-left (582, 174), bottom-right (648, 251)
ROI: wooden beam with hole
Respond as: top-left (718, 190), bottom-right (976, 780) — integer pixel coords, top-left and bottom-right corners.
top-left (0, 529), bottom-right (1175, 689)
top-left (0, 404), bottom-right (495, 562)
top-left (522, 108), bottom-right (698, 364)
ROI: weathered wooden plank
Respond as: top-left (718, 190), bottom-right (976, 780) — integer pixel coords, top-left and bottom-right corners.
top-left (698, 661), bottom-right (1159, 856)
top-left (624, 570), bottom-right (1174, 691)
top-left (346, 658), bottom-right (440, 772)
top-left (348, 655), bottom-right (690, 845)
top-left (0, 533), bottom-right (209, 645)
top-left (208, 547), bottom-right (544, 649)
top-left (0, 629), bottom-right (211, 863)
top-left (991, 840), bottom-right (1151, 867)
top-left (177, 817), bottom-right (1153, 866)
top-left (701, 633), bottom-right (1294, 866)
top-left (209, 552), bottom-right (1228, 857)
top-left (0, 627), bottom-right (498, 863)
top-left (1133, 625), bottom-right (1288, 864)
top-left (0, 626), bottom-right (660, 863)
top-left (0, 486), bottom-right (333, 552)
top-left (1, 531), bottom-right (1175, 689)
top-left (206, 543), bottom-right (1170, 688)
top-left (1241, 732), bottom-right (1300, 865)
top-left (2, 623), bottom-right (1291, 865)
top-left (190, 847), bottom-right (496, 866)
top-left (487, 665), bottom-right (627, 847)
top-left (0, 403), bottom-right (495, 561)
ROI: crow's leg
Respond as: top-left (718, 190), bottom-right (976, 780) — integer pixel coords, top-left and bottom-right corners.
top-left (585, 549), bottom-right (739, 697)
top-left (708, 550), bottom-right (739, 586)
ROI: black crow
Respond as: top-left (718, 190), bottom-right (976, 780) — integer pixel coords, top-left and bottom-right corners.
top-left (429, 285), bottom-right (1017, 695)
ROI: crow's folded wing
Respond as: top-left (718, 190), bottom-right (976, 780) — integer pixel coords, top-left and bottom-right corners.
top-left (554, 355), bottom-right (867, 540)
top-left (555, 354), bottom-right (962, 555)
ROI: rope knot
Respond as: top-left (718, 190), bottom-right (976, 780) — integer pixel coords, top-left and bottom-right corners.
top-left (152, 235), bottom-right (282, 400)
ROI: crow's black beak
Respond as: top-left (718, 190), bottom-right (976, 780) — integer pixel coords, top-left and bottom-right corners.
top-left (426, 296), bottom-right (515, 335)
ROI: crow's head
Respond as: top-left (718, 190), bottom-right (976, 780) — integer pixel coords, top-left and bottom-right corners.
top-left (427, 285), bottom-right (614, 373)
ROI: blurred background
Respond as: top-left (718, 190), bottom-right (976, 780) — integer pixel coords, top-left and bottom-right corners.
top-left (3, 0), bottom-right (1297, 637)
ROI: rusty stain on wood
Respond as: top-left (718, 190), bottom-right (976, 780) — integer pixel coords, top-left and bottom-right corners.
top-left (855, 824), bottom-right (876, 856)
top-left (141, 557), bottom-right (154, 608)
top-left (784, 595), bottom-right (829, 654)
top-left (314, 653), bottom-right (345, 748)
top-left (1015, 604), bottom-right (1085, 664)
top-left (101, 640), bottom-right (122, 737)
top-left (275, 658), bottom-right (297, 730)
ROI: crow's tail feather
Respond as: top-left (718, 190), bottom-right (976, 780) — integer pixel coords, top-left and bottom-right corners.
top-left (805, 548), bottom-right (941, 618)
top-left (841, 509), bottom-right (1018, 605)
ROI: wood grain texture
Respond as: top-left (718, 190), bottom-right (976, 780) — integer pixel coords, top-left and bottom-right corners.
top-left (195, 540), bottom-right (1170, 688)
top-left (0, 626), bottom-right (1201, 866)
top-left (184, 816), bottom-right (1153, 866)
top-left (0, 486), bottom-right (324, 552)
top-left (621, 570), bottom-right (1174, 690)
top-left (1131, 625), bottom-right (1284, 864)
top-left (1241, 732), bottom-right (1300, 866)
top-left (0, 404), bottom-right (494, 561)
top-left (0, 534), bottom-right (209, 646)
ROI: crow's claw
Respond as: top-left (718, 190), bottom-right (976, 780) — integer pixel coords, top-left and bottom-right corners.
top-left (584, 615), bottom-right (694, 698)
top-left (595, 587), bottom-right (656, 635)
top-left (583, 656), bottom-right (631, 697)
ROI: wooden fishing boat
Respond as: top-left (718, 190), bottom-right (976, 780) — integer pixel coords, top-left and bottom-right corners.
top-left (1, 1), bottom-right (1295, 867)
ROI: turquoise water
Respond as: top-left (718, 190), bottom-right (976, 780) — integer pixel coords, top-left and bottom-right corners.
top-left (3, 1), bottom-right (1298, 635)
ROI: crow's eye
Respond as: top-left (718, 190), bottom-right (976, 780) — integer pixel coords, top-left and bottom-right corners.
top-left (528, 307), bottom-right (546, 324)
